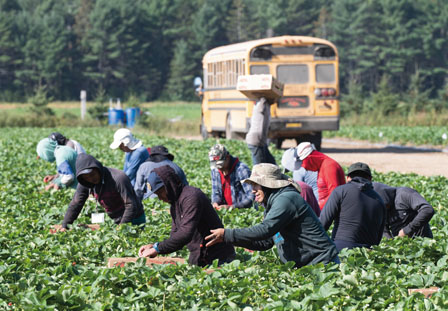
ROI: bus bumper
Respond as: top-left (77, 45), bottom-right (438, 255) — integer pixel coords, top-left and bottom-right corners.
top-left (252, 116), bottom-right (339, 138)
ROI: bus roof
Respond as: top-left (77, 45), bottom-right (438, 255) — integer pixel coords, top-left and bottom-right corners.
top-left (203, 35), bottom-right (337, 61)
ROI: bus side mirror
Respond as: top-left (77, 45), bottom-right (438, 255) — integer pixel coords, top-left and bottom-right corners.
top-left (194, 77), bottom-right (203, 97)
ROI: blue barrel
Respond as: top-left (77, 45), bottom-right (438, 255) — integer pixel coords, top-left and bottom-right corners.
top-left (108, 108), bottom-right (125, 126)
top-left (125, 107), bottom-right (140, 128)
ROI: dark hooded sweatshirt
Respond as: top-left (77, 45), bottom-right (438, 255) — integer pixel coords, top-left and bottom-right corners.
top-left (320, 177), bottom-right (386, 250)
top-left (154, 165), bottom-right (235, 266)
top-left (62, 154), bottom-right (144, 228)
top-left (373, 182), bottom-right (434, 238)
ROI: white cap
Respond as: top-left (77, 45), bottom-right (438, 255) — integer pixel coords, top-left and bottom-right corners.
top-left (110, 128), bottom-right (142, 150)
top-left (295, 142), bottom-right (315, 160)
top-left (281, 148), bottom-right (302, 172)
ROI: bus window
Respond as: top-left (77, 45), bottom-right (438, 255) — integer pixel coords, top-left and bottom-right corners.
top-left (314, 45), bottom-right (335, 59)
top-left (316, 64), bottom-right (335, 83)
top-left (277, 65), bottom-right (309, 84)
top-left (250, 46), bottom-right (273, 60)
top-left (250, 65), bottom-right (270, 75)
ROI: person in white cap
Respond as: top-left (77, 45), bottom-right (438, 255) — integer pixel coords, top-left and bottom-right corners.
top-left (206, 163), bottom-right (339, 268)
top-left (110, 128), bottom-right (149, 186)
top-left (281, 147), bottom-right (319, 201)
top-left (295, 142), bottom-right (345, 210)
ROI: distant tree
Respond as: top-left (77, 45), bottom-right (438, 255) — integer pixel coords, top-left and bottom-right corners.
top-left (328, 0), bottom-right (384, 93)
top-left (143, 0), bottom-right (200, 98)
top-left (164, 40), bottom-right (196, 101)
top-left (192, 0), bottom-right (231, 57)
top-left (313, 6), bottom-right (331, 39)
top-left (81, 0), bottom-right (161, 100)
top-left (13, 0), bottom-right (75, 99)
top-left (28, 85), bottom-right (54, 116)
top-left (253, 0), bottom-right (324, 37)
top-left (0, 9), bottom-right (21, 100)
top-left (225, 0), bottom-right (259, 43)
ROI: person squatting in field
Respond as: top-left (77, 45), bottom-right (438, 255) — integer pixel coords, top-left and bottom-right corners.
top-left (36, 137), bottom-right (78, 191)
top-left (373, 182), bottom-right (435, 239)
top-left (208, 144), bottom-right (254, 211)
top-left (206, 163), bottom-right (339, 268)
top-left (110, 128), bottom-right (149, 186)
top-left (134, 145), bottom-right (188, 201)
top-left (60, 153), bottom-right (146, 231)
top-left (320, 162), bottom-right (386, 251)
top-left (294, 142), bottom-right (346, 210)
top-left (48, 132), bottom-right (86, 155)
top-left (138, 165), bottom-right (235, 266)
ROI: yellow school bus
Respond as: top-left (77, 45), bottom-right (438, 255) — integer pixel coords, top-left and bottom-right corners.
top-left (198, 35), bottom-right (339, 149)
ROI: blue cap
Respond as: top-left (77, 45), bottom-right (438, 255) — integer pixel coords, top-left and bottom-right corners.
top-left (146, 171), bottom-right (164, 196)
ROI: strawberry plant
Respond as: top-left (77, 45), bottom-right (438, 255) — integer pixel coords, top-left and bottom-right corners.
top-left (0, 127), bottom-right (446, 310)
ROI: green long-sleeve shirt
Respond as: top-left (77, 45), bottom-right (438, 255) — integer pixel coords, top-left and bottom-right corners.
top-left (224, 185), bottom-right (338, 267)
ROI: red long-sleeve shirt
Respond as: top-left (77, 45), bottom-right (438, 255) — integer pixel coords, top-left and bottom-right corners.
top-left (302, 151), bottom-right (346, 210)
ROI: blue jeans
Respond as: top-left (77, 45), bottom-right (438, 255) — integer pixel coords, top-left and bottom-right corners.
top-left (247, 144), bottom-right (276, 166)
top-left (330, 255), bottom-right (341, 264)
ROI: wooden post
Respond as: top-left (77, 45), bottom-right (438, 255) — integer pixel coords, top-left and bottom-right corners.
top-left (80, 90), bottom-right (87, 120)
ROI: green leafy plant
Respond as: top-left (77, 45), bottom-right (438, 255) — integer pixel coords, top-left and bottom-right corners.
top-left (0, 127), bottom-right (446, 310)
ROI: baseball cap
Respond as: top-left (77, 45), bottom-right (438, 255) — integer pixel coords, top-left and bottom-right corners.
top-left (208, 144), bottom-right (228, 169)
top-left (281, 148), bottom-right (302, 172)
top-left (146, 171), bottom-right (165, 196)
top-left (110, 128), bottom-right (142, 150)
top-left (347, 162), bottom-right (372, 177)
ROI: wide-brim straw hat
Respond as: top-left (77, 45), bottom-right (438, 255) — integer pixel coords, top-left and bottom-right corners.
top-left (242, 163), bottom-right (301, 192)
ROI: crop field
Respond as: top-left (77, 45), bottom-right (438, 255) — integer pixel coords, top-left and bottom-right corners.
top-left (1, 127), bottom-right (447, 310)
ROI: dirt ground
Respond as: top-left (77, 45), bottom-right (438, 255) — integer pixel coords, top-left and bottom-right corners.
top-left (285, 138), bottom-right (448, 177)
top-left (180, 135), bottom-right (448, 177)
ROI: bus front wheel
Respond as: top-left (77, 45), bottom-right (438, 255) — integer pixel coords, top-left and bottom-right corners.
top-left (200, 118), bottom-right (211, 140)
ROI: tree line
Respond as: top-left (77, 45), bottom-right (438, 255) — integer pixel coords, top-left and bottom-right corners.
top-left (0, 0), bottom-right (447, 115)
